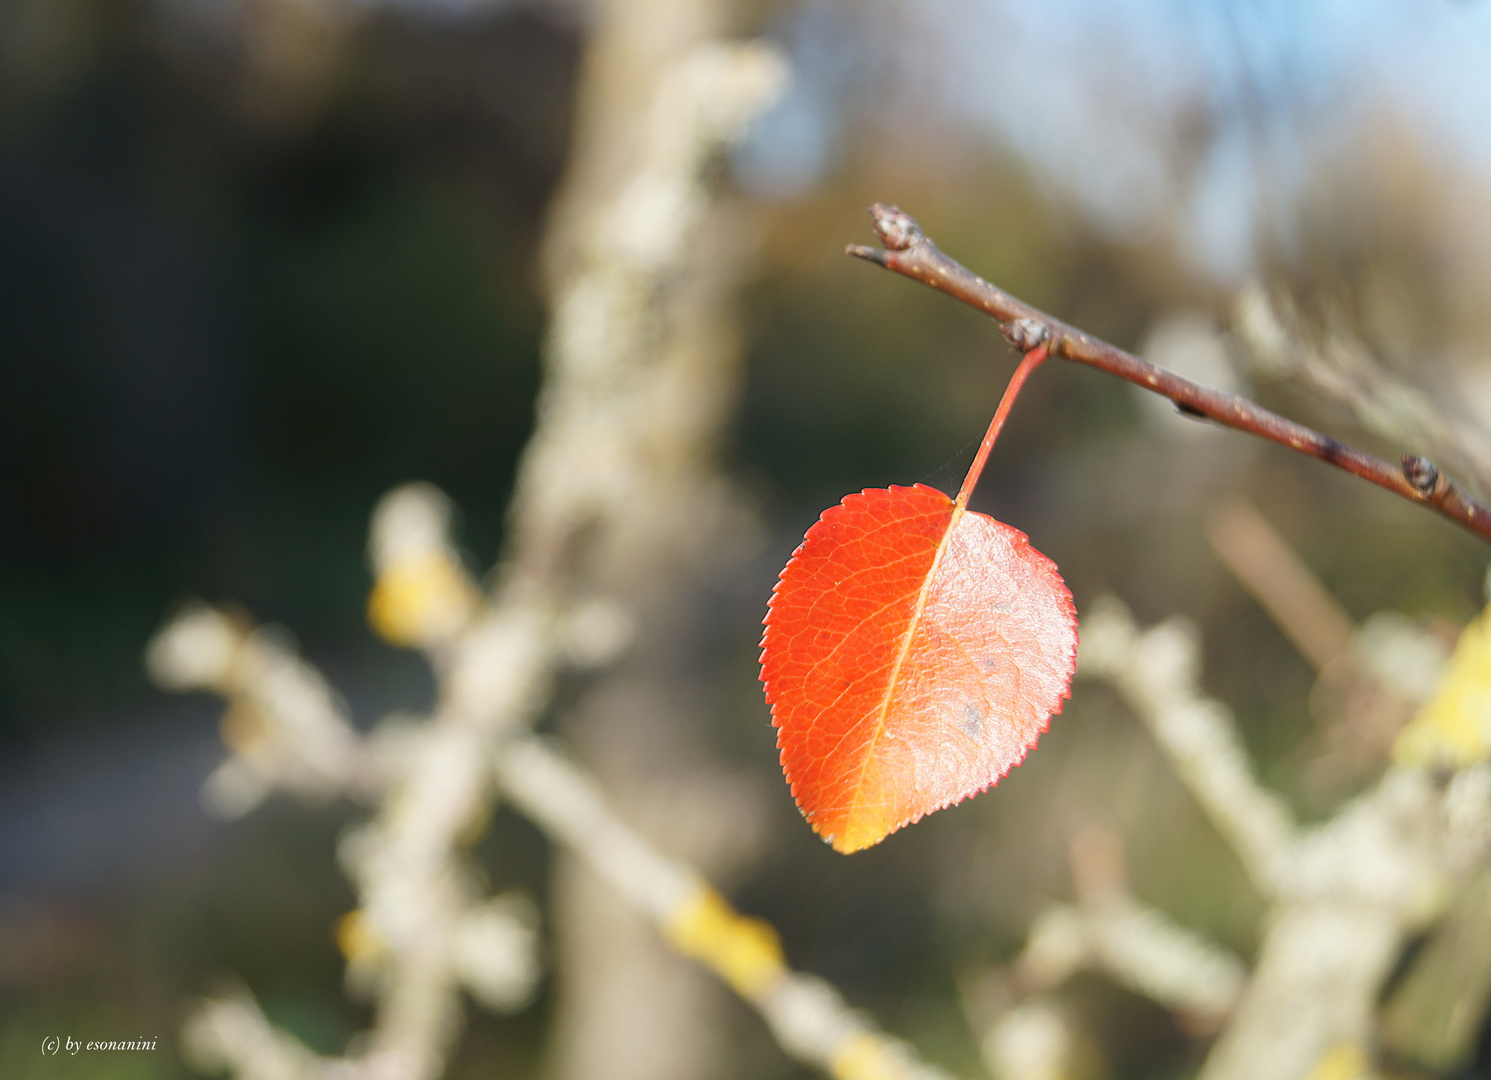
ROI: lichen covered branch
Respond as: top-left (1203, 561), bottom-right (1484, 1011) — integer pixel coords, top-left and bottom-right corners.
top-left (1078, 598), bottom-right (1297, 891)
top-left (496, 735), bottom-right (956, 1080)
top-left (155, 597), bottom-right (959, 1080)
top-left (149, 32), bottom-right (961, 1080)
top-left (1071, 595), bottom-right (1491, 1080)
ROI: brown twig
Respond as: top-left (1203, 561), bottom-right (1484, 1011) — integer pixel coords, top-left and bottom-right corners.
top-left (846, 204), bottom-right (1491, 545)
top-left (1204, 498), bottom-right (1355, 673)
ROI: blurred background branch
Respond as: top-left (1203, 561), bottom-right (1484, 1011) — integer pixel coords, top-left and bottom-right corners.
top-left (144, 6), bottom-right (957, 1078)
top-left (1231, 281), bottom-right (1491, 500)
top-left (153, 594), bottom-right (957, 1080)
top-left (967, 580), bottom-right (1491, 1080)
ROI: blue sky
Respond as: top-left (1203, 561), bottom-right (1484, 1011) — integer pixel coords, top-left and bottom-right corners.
top-left (741, 0), bottom-right (1491, 281)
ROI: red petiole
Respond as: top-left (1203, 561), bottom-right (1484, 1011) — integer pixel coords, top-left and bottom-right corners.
top-left (954, 344), bottom-right (1049, 514)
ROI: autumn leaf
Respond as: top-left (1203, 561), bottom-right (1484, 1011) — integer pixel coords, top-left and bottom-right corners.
top-left (759, 347), bottom-right (1077, 853)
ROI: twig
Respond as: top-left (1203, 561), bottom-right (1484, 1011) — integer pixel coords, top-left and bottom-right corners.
top-left (1204, 498), bottom-right (1355, 673)
top-left (494, 735), bottom-right (957, 1080)
top-left (1077, 598), bottom-right (1297, 893)
top-left (999, 827), bottom-right (1246, 1023)
top-left (1076, 596), bottom-right (1491, 1080)
top-left (1062, 827), bottom-right (1245, 1021)
top-left (1204, 497), bottom-right (1425, 775)
top-left (182, 992), bottom-right (325, 1080)
top-left (846, 204), bottom-right (1491, 545)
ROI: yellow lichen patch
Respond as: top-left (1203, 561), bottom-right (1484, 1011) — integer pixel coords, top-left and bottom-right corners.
top-left (1395, 606), bottom-right (1491, 769)
top-left (1305, 1041), bottom-right (1370, 1080)
top-left (662, 886), bottom-right (786, 999)
top-left (455, 793), bottom-right (495, 848)
top-left (367, 553), bottom-right (479, 648)
top-left (334, 908), bottom-right (385, 964)
top-left (831, 1032), bottom-right (909, 1080)
top-left (219, 699), bottom-right (271, 756)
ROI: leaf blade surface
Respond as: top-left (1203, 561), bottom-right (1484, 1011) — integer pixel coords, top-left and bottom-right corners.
top-left (761, 484), bottom-right (1076, 852)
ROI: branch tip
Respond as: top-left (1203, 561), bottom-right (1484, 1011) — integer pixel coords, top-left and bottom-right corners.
top-left (868, 203), bottom-right (923, 251)
top-left (845, 243), bottom-right (888, 266)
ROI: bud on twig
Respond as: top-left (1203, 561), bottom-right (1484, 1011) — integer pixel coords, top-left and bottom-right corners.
top-left (1401, 454), bottom-right (1440, 496)
top-left (1004, 317), bottom-right (1050, 353)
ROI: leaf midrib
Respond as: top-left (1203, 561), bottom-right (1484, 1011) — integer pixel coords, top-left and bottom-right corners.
top-left (836, 499), bottom-right (964, 845)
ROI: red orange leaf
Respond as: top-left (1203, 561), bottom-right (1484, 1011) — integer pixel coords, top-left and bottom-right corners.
top-left (760, 484), bottom-right (1076, 852)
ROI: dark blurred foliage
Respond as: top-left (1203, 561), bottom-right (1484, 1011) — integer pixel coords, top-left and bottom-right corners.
top-left (0, 0), bottom-right (583, 747)
top-left (0, 1), bottom-right (576, 1075)
top-left (3, 2), bottom-right (1490, 1079)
